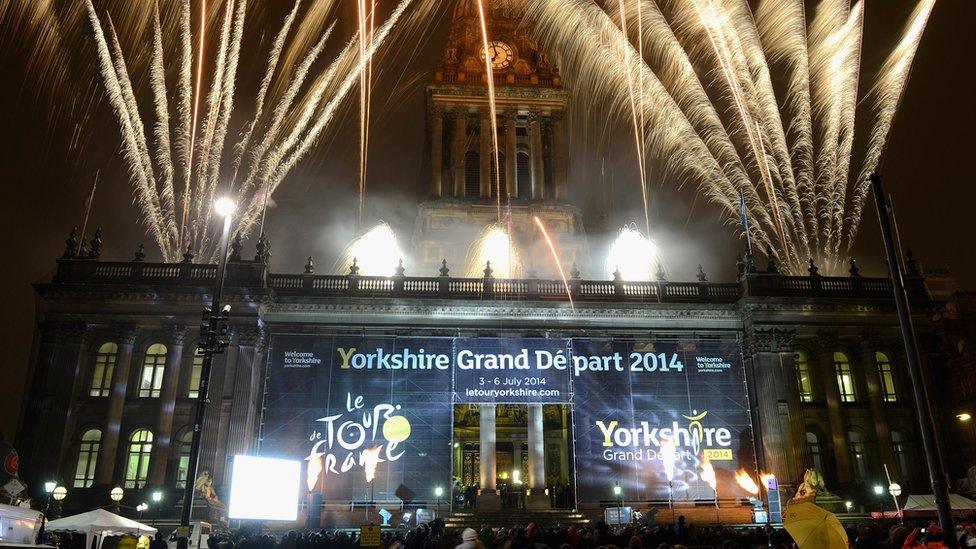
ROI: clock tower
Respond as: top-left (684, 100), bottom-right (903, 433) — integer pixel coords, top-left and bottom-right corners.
top-left (414, 0), bottom-right (587, 276)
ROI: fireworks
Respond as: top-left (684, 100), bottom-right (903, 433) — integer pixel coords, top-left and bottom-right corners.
top-left (524, 0), bottom-right (935, 274)
top-left (533, 216), bottom-right (574, 310)
top-left (606, 226), bottom-right (664, 282)
top-left (465, 225), bottom-right (521, 279)
top-left (85, 0), bottom-right (421, 261)
top-left (334, 222), bottom-right (405, 276)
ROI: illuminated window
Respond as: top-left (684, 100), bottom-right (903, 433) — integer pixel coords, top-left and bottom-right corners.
top-left (139, 343), bottom-right (167, 398)
top-left (848, 430), bottom-right (868, 481)
top-left (124, 429), bottom-right (153, 488)
top-left (176, 431), bottom-right (194, 488)
top-left (876, 352), bottom-right (897, 402)
top-left (90, 343), bottom-right (118, 397)
top-left (795, 350), bottom-right (813, 402)
top-left (834, 351), bottom-right (856, 402)
top-left (188, 349), bottom-right (204, 399)
top-left (806, 431), bottom-right (823, 472)
top-left (73, 429), bottom-right (101, 488)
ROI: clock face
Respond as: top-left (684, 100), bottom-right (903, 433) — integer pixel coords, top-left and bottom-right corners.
top-left (482, 40), bottom-right (514, 70)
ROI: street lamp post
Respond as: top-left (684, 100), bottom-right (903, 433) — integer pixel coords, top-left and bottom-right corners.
top-left (110, 487), bottom-right (124, 514)
top-left (37, 481), bottom-right (56, 544)
top-left (52, 486), bottom-right (67, 519)
top-left (177, 198), bottom-right (236, 549)
top-left (871, 173), bottom-right (955, 541)
top-left (152, 491), bottom-right (163, 528)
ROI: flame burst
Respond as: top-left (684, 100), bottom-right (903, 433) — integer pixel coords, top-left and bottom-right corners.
top-left (734, 469), bottom-right (759, 495)
top-left (361, 446), bottom-right (383, 483)
top-left (700, 457), bottom-right (717, 493)
top-left (660, 439), bottom-right (676, 482)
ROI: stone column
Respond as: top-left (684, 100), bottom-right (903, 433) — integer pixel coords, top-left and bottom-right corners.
top-left (452, 110), bottom-right (468, 197)
top-left (552, 111), bottom-right (568, 200)
top-left (860, 337), bottom-right (896, 475)
top-left (149, 325), bottom-right (187, 485)
top-left (746, 329), bottom-right (791, 483)
top-left (96, 325), bottom-right (138, 485)
top-left (56, 324), bottom-right (93, 481)
top-left (225, 326), bottom-right (265, 458)
top-left (430, 105), bottom-right (444, 198)
top-left (527, 404), bottom-right (545, 490)
top-left (479, 404), bottom-right (496, 491)
top-left (505, 110), bottom-right (518, 198)
top-left (817, 335), bottom-right (853, 484)
top-left (200, 339), bottom-right (231, 487)
top-left (479, 109), bottom-right (491, 198)
top-left (513, 440), bottom-right (522, 483)
top-left (529, 111), bottom-right (545, 199)
top-left (780, 343), bottom-right (812, 483)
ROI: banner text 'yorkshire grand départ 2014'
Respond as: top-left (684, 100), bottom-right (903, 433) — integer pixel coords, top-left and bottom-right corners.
top-left (261, 335), bottom-right (753, 503)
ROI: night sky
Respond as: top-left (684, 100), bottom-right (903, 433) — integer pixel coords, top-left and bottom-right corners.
top-left (1, 0), bottom-right (973, 441)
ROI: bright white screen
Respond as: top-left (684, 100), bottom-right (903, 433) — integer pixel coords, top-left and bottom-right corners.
top-left (228, 455), bottom-right (301, 521)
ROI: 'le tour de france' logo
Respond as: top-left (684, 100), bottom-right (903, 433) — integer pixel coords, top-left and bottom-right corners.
top-left (304, 392), bottom-right (413, 491)
top-left (596, 409), bottom-right (734, 462)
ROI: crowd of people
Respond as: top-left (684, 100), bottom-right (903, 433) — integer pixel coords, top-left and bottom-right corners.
top-left (172, 517), bottom-right (976, 549)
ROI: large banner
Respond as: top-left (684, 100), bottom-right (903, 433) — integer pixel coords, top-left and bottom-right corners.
top-left (262, 335), bottom-right (454, 503)
top-left (262, 335), bottom-right (751, 505)
top-left (572, 339), bottom-right (753, 503)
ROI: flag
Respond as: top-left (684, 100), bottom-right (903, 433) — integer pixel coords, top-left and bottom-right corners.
top-left (739, 193), bottom-right (749, 232)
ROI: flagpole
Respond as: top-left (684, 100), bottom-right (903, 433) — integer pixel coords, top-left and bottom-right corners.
top-left (78, 171), bottom-right (99, 256)
top-left (739, 193), bottom-right (753, 255)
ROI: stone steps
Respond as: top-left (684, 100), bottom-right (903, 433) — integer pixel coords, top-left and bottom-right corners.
top-left (443, 509), bottom-right (591, 529)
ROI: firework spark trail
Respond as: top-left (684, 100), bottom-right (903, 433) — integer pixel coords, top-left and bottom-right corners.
top-left (615, 0), bottom-right (651, 236)
top-left (688, 0), bottom-right (792, 260)
top-left (533, 216), bottom-right (574, 311)
top-left (85, 0), bottom-right (169, 258)
top-left (525, 0), bottom-right (779, 256)
top-left (201, 0), bottom-right (248, 239)
top-left (358, 0), bottom-right (369, 230)
top-left (474, 0), bottom-right (502, 221)
top-left (829, 3), bottom-right (863, 262)
top-left (236, 24), bottom-right (335, 206)
top-left (230, 0), bottom-right (302, 188)
top-left (150, 1), bottom-right (177, 239)
top-left (183, 0), bottom-right (207, 246)
top-left (234, 0), bottom-right (421, 239)
top-left (723, 0), bottom-right (810, 262)
top-left (175, 0), bottom-right (193, 248)
top-left (755, 0), bottom-right (818, 252)
top-left (190, 0), bottom-right (233, 247)
top-left (847, 0), bottom-right (936, 247)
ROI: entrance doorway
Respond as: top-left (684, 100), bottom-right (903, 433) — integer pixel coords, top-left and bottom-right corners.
top-left (453, 403), bottom-right (575, 509)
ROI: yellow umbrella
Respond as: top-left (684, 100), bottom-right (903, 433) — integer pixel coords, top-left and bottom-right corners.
top-left (783, 502), bottom-right (849, 548)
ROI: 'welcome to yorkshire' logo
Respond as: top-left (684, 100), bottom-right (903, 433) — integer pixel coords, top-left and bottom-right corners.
top-left (596, 409), bottom-right (732, 456)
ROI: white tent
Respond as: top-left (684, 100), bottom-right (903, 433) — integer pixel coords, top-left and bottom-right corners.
top-left (902, 494), bottom-right (976, 517)
top-left (46, 509), bottom-right (157, 549)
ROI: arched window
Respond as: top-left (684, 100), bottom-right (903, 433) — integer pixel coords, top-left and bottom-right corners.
top-left (892, 430), bottom-right (910, 479)
top-left (176, 431), bottom-right (194, 488)
top-left (516, 151), bottom-right (531, 199)
top-left (124, 429), bottom-right (153, 488)
top-left (833, 351), bottom-right (856, 402)
top-left (90, 343), bottom-right (118, 397)
top-left (848, 429), bottom-right (868, 481)
top-left (73, 429), bottom-right (101, 487)
top-left (188, 348), bottom-right (204, 399)
top-left (464, 151), bottom-right (480, 198)
top-left (876, 352), bottom-right (897, 402)
top-left (139, 343), bottom-right (167, 398)
top-left (806, 431), bottom-right (823, 473)
top-left (795, 350), bottom-right (813, 402)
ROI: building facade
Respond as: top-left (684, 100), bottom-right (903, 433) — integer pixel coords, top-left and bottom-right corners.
top-left (9, 0), bottom-right (962, 528)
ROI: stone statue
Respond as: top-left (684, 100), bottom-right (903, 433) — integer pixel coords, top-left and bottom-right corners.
top-left (194, 470), bottom-right (224, 509)
top-left (788, 469), bottom-right (826, 506)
